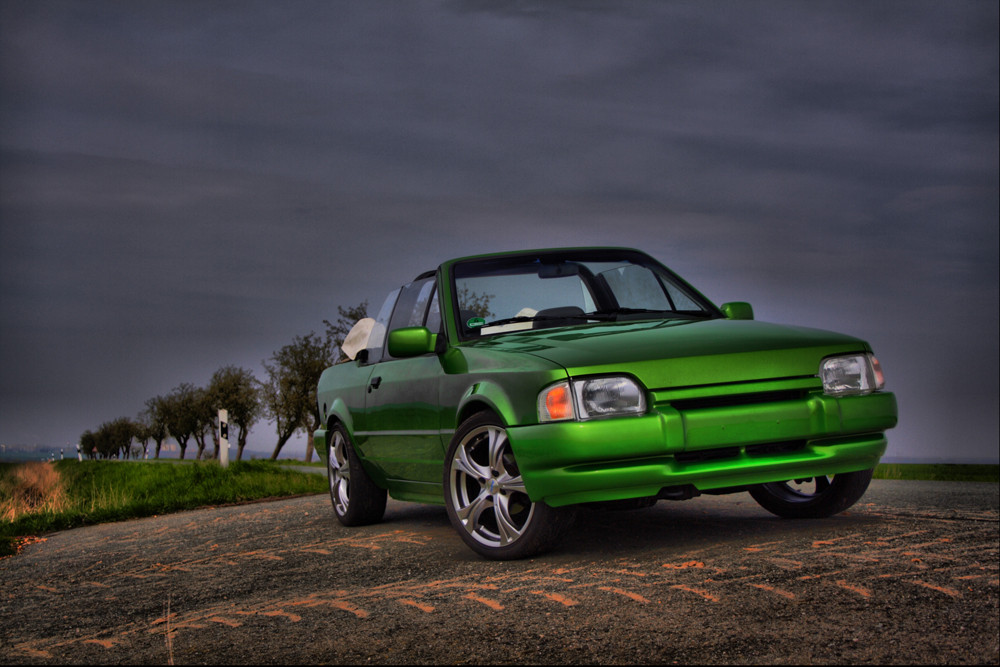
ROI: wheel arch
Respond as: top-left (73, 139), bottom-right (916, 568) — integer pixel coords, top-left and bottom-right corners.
top-left (456, 399), bottom-right (502, 427)
top-left (314, 397), bottom-right (354, 464)
top-left (455, 381), bottom-right (518, 428)
top-left (324, 396), bottom-right (355, 434)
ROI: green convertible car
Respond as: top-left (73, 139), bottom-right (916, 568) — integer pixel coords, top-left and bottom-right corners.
top-left (314, 247), bottom-right (898, 559)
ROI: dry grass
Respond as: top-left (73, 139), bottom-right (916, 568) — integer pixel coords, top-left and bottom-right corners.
top-left (0, 462), bottom-right (67, 522)
top-left (2, 459), bottom-right (328, 558)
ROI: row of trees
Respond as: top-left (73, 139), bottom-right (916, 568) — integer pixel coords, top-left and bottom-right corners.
top-left (80, 302), bottom-right (368, 462)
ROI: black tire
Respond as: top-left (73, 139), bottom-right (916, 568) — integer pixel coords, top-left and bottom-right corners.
top-left (443, 412), bottom-right (575, 560)
top-left (749, 468), bottom-right (874, 519)
top-left (327, 424), bottom-right (387, 526)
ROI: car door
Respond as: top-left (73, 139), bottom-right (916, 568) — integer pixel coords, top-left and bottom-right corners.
top-left (360, 276), bottom-right (446, 494)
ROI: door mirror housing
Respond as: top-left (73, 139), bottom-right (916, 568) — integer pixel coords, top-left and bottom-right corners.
top-left (720, 302), bottom-right (754, 320)
top-left (387, 327), bottom-right (437, 358)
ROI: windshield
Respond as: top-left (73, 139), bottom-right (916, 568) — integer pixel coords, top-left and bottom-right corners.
top-left (451, 249), bottom-right (720, 339)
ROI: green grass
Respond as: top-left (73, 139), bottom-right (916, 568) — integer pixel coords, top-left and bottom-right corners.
top-left (1, 459), bottom-right (327, 557)
top-left (873, 463), bottom-right (998, 483)
top-left (271, 459), bottom-right (325, 468)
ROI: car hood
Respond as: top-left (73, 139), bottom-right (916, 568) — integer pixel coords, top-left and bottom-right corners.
top-left (465, 318), bottom-right (869, 390)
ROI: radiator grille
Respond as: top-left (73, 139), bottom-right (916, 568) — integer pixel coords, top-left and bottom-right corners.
top-left (669, 389), bottom-right (809, 411)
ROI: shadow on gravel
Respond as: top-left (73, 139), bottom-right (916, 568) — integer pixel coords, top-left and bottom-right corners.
top-left (355, 492), bottom-right (886, 560)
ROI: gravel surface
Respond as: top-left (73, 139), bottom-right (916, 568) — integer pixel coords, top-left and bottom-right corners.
top-left (1, 480), bottom-right (997, 665)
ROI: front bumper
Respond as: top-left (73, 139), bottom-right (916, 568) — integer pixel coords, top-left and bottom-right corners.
top-left (508, 391), bottom-right (897, 507)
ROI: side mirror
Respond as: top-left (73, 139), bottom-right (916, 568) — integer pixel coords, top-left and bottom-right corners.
top-left (720, 302), bottom-right (754, 320)
top-left (387, 327), bottom-right (437, 358)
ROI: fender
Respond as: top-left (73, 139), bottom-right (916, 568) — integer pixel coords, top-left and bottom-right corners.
top-left (455, 379), bottom-right (520, 427)
top-left (325, 395), bottom-right (355, 435)
top-left (315, 396), bottom-right (356, 464)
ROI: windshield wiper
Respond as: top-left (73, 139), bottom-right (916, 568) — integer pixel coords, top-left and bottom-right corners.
top-left (590, 308), bottom-right (711, 321)
top-left (481, 308), bottom-right (708, 330)
top-left (483, 312), bottom-right (616, 328)
top-left (481, 316), bottom-right (535, 328)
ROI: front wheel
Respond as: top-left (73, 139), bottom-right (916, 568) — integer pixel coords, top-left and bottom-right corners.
top-left (443, 413), bottom-right (574, 560)
top-left (327, 424), bottom-right (387, 526)
top-left (749, 468), bottom-right (874, 519)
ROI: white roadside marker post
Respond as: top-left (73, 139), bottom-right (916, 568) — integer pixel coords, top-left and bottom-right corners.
top-left (219, 409), bottom-right (230, 468)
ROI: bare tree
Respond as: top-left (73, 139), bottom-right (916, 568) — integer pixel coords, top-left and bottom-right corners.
top-left (79, 430), bottom-right (97, 460)
top-left (262, 331), bottom-right (338, 460)
top-left (163, 384), bottom-right (200, 460)
top-left (142, 396), bottom-right (170, 459)
top-left (132, 420), bottom-right (152, 460)
top-left (189, 387), bottom-right (216, 460)
top-left (92, 418), bottom-right (137, 459)
top-left (207, 365), bottom-right (262, 461)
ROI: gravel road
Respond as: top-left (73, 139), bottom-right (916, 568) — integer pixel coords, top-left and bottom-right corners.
top-left (1, 480), bottom-right (997, 665)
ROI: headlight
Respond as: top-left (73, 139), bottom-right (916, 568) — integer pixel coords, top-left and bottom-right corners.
top-left (820, 354), bottom-right (885, 396)
top-left (538, 376), bottom-right (646, 422)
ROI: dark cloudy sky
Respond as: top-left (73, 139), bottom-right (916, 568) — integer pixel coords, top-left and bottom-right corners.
top-left (1, 0), bottom-right (997, 462)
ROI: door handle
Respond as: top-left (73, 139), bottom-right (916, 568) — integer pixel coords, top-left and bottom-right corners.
top-left (368, 376), bottom-right (382, 392)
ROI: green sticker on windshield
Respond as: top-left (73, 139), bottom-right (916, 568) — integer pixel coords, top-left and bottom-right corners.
top-left (467, 317), bottom-right (486, 329)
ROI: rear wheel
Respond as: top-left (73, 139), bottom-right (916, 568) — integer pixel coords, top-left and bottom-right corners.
top-left (749, 468), bottom-right (874, 519)
top-left (443, 412), bottom-right (575, 560)
top-left (327, 424), bottom-right (386, 526)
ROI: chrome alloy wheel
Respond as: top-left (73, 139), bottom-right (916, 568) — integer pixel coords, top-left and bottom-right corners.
top-left (328, 429), bottom-right (351, 517)
top-left (760, 476), bottom-right (832, 502)
top-left (447, 424), bottom-right (533, 548)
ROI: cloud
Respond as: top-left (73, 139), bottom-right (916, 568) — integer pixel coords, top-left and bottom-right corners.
top-left (1, 0), bottom-right (996, 461)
